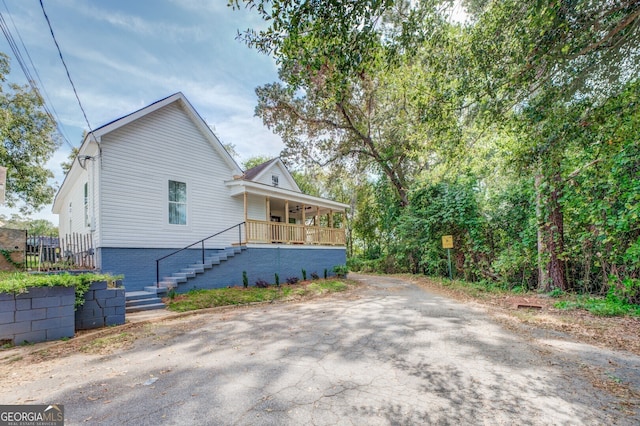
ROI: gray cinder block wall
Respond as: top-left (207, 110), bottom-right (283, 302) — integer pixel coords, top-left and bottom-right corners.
top-left (0, 281), bottom-right (126, 344)
top-left (0, 286), bottom-right (75, 345)
top-left (75, 281), bottom-right (125, 330)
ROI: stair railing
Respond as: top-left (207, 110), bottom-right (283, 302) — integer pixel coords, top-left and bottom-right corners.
top-left (155, 222), bottom-right (245, 287)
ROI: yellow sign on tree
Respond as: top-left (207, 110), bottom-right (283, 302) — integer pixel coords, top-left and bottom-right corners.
top-left (442, 235), bottom-right (453, 249)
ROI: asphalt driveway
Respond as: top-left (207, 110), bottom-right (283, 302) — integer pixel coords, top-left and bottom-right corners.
top-left (1, 274), bottom-right (638, 425)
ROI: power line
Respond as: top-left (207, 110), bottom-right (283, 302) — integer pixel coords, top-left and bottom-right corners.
top-left (0, 1), bottom-right (75, 150)
top-left (39, 0), bottom-right (93, 135)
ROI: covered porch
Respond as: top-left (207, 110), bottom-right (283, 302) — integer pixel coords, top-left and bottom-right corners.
top-left (227, 180), bottom-right (348, 246)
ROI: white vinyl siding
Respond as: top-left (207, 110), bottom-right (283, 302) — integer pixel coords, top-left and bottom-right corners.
top-left (57, 166), bottom-right (90, 236)
top-left (98, 102), bottom-right (244, 248)
top-left (253, 162), bottom-right (298, 191)
top-left (246, 194), bottom-right (267, 221)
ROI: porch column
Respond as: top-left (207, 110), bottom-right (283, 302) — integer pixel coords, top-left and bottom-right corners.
top-left (243, 191), bottom-right (248, 243)
top-left (243, 192), bottom-right (248, 222)
top-left (285, 200), bottom-right (290, 244)
top-left (266, 197), bottom-right (270, 220)
top-left (302, 204), bottom-right (306, 244)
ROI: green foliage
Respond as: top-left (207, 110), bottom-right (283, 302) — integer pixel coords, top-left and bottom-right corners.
top-left (274, 273), bottom-right (280, 286)
top-left (0, 272), bottom-right (120, 308)
top-left (232, 0), bottom-right (640, 299)
top-left (0, 54), bottom-right (59, 213)
top-left (555, 291), bottom-right (640, 317)
top-left (0, 214), bottom-right (58, 236)
top-left (242, 155), bottom-right (273, 171)
top-left (301, 269), bottom-right (307, 281)
top-left (548, 288), bottom-right (564, 298)
top-left (1, 249), bottom-right (23, 270)
top-left (168, 288), bottom-right (177, 300)
top-left (332, 264), bottom-right (348, 277)
top-left (242, 270), bottom-right (248, 288)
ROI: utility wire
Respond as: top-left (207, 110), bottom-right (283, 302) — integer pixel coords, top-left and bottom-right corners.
top-left (0, 1), bottom-right (75, 150)
top-left (39, 0), bottom-right (93, 135)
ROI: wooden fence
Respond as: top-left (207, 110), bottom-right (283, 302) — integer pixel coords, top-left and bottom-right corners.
top-left (26, 233), bottom-right (95, 271)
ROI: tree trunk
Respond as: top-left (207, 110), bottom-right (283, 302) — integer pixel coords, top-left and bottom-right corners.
top-left (535, 173), bottom-right (549, 290)
top-left (546, 169), bottom-right (566, 291)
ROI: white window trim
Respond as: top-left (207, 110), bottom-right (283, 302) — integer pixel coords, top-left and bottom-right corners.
top-left (84, 182), bottom-right (90, 228)
top-left (166, 178), bottom-right (191, 228)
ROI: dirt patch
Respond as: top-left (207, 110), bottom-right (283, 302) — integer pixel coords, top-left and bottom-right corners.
top-left (407, 275), bottom-right (640, 356)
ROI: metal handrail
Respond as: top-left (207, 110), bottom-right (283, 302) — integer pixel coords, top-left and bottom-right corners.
top-left (155, 222), bottom-right (245, 287)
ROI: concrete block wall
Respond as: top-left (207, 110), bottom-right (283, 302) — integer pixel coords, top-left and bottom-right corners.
top-left (101, 246), bottom-right (347, 292)
top-left (0, 287), bottom-right (75, 345)
top-left (75, 281), bottom-right (125, 330)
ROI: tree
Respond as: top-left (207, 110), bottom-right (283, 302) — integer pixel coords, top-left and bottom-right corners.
top-left (242, 155), bottom-right (273, 171)
top-left (0, 53), bottom-right (59, 213)
top-left (460, 0), bottom-right (640, 291)
top-left (0, 213), bottom-right (57, 235)
top-left (232, 0), bottom-right (464, 207)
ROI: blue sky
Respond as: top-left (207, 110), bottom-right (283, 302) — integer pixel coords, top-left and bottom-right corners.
top-left (0, 0), bottom-right (282, 223)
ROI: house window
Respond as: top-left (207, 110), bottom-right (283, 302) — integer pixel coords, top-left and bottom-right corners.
top-left (84, 182), bottom-right (89, 227)
top-left (168, 180), bottom-right (187, 225)
top-left (272, 174), bottom-right (279, 187)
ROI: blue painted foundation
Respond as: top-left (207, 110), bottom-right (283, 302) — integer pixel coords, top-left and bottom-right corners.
top-left (99, 246), bottom-right (347, 292)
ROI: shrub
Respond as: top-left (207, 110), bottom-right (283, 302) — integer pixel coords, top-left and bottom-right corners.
top-left (548, 288), bottom-right (564, 298)
top-left (242, 271), bottom-right (248, 288)
top-left (333, 264), bottom-right (348, 278)
top-left (302, 269), bottom-right (307, 280)
top-left (324, 269), bottom-right (328, 279)
top-left (311, 272), bottom-right (319, 280)
top-left (619, 278), bottom-right (640, 305)
top-left (255, 279), bottom-right (269, 288)
top-left (286, 276), bottom-right (299, 285)
top-left (274, 273), bottom-right (280, 286)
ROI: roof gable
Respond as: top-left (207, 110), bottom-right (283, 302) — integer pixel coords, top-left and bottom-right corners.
top-left (89, 92), bottom-right (241, 174)
top-left (53, 93), bottom-right (243, 213)
top-left (242, 158), bottom-right (301, 192)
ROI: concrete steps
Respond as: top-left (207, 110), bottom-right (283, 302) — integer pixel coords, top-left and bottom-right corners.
top-left (155, 246), bottom-right (246, 293)
top-left (125, 290), bottom-right (165, 313)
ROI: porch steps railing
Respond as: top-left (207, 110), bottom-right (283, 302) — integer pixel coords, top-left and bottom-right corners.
top-left (147, 245), bottom-right (246, 295)
top-left (155, 222), bottom-right (245, 287)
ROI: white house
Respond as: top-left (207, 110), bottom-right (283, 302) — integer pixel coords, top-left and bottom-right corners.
top-left (52, 93), bottom-right (348, 297)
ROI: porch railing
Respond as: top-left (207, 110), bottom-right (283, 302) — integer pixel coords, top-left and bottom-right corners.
top-left (155, 222), bottom-right (245, 287)
top-left (246, 219), bottom-right (345, 246)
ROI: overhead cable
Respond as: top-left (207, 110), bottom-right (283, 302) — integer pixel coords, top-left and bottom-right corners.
top-left (0, 1), bottom-right (75, 150)
top-left (39, 0), bottom-right (94, 135)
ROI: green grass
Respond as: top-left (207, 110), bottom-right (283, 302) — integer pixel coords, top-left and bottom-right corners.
top-left (554, 293), bottom-right (640, 317)
top-left (427, 276), bottom-right (508, 297)
top-left (165, 279), bottom-right (353, 312)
